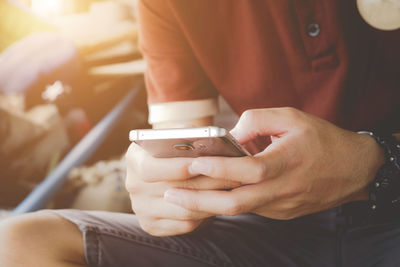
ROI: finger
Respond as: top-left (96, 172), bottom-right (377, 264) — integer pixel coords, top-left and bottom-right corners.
top-left (188, 150), bottom-right (286, 183)
top-left (132, 196), bottom-right (213, 221)
top-left (125, 142), bottom-right (195, 182)
top-left (230, 108), bottom-right (301, 144)
top-left (125, 177), bottom-right (170, 198)
top-left (139, 218), bottom-right (203, 237)
top-left (126, 173), bottom-right (241, 202)
top-left (164, 182), bottom-right (277, 216)
top-left (167, 175), bottom-right (241, 190)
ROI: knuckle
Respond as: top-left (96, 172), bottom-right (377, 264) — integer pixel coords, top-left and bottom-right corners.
top-left (130, 201), bottom-right (138, 214)
top-left (181, 179), bottom-right (193, 190)
top-left (252, 159), bottom-right (268, 183)
top-left (125, 143), bottom-right (139, 165)
top-left (125, 176), bottom-right (140, 194)
top-left (178, 209), bottom-right (194, 220)
top-left (298, 120), bottom-right (316, 137)
top-left (143, 227), bottom-right (159, 236)
top-left (281, 107), bottom-right (300, 118)
top-left (224, 198), bottom-right (245, 216)
top-left (180, 221), bottom-right (198, 233)
top-left (187, 197), bottom-right (201, 212)
top-left (277, 212), bottom-right (297, 220)
top-left (128, 196), bottom-right (140, 214)
top-left (126, 144), bottom-right (151, 179)
top-left (241, 109), bottom-right (258, 123)
top-left (280, 107), bottom-right (307, 125)
top-left (280, 200), bottom-right (300, 212)
top-left (138, 218), bottom-right (158, 236)
top-left (278, 183), bottom-right (303, 200)
top-left (179, 164), bottom-right (192, 180)
top-left (268, 209), bottom-right (297, 220)
top-left (267, 208), bottom-right (300, 220)
top-left (125, 179), bottom-right (133, 193)
top-left (138, 218), bottom-right (198, 236)
top-left (211, 158), bottom-right (225, 178)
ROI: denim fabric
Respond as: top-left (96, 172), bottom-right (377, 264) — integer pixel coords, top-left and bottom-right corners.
top-left (53, 203), bottom-right (400, 267)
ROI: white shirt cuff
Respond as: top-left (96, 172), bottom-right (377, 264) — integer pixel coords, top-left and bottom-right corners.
top-left (148, 98), bottom-right (219, 125)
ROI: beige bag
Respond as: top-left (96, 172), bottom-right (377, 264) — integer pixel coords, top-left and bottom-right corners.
top-left (55, 158), bottom-right (131, 213)
top-left (0, 96), bottom-right (69, 207)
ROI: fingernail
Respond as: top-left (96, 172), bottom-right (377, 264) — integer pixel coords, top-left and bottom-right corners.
top-left (164, 190), bottom-right (182, 205)
top-left (190, 159), bottom-right (212, 175)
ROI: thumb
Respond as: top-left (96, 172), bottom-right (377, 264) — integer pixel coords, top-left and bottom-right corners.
top-left (230, 108), bottom-right (297, 144)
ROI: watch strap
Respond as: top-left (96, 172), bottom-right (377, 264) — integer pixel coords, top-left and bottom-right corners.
top-left (358, 131), bottom-right (400, 211)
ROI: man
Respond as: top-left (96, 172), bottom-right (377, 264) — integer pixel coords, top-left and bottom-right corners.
top-left (1, 0), bottom-right (400, 266)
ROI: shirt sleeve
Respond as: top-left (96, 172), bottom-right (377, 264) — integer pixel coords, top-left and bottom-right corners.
top-left (138, 0), bottom-right (218, 123)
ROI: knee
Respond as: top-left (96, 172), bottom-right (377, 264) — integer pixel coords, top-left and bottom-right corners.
top-left (0, 211), bottom-right (85, 266)
top-left (0, 213), bottom-right (34, 265)
top-left (0, 211), bottom-right (59, 264)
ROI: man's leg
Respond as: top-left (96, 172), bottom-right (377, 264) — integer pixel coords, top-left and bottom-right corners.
top-left (1, 208), bottom-right (340, 267)
top-left (0, 211), bottom-right (86, 267)
top-left (342, 219), bottom-right (400, 267)
top-left (45, 210), bottom-right (338, 267)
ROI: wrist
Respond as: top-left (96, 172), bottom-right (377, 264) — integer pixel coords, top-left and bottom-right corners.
top-left (351, 133), bottom-right (385, 202)
top-left (362, 132), bottom-right (386, 185)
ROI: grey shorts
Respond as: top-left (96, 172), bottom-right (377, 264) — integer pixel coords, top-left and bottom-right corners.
top-left (53, 203), bottom-right (400, 267)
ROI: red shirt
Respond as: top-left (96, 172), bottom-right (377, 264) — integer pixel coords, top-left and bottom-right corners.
top-left (138, 0), bottom-right (400, 133)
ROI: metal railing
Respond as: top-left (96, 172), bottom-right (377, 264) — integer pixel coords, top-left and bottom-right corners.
top-left (12, 82), bottom-right (142, 215)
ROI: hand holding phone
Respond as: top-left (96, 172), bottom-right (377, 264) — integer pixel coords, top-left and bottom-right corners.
top-left (125, 126), bottom-right (245, 236)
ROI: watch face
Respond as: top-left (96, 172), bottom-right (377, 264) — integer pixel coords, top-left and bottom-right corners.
top-left (357, 0), bottom-right (400, 30)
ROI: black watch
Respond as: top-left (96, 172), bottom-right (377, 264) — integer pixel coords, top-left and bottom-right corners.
top-left (358, 131), bottom-right (400, 211)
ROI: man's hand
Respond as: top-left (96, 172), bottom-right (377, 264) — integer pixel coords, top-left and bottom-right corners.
top-left (163, 108), bottom-right (385, 220)
top-left (125, 142), bottom-right (240, 236)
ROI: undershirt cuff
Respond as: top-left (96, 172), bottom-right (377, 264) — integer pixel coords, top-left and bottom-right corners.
top-left (148, 98), bottom-right (219, 125)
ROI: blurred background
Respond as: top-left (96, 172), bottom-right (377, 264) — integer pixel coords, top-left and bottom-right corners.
top-left (0, 0), bottom-right (149, 218)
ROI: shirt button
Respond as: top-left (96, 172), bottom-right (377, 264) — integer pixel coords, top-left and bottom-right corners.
top-left (307, 23), bottom-right (320, 37)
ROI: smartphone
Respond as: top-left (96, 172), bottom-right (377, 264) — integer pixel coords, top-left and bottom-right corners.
top-left (129, 126), bottom-right (250, 158)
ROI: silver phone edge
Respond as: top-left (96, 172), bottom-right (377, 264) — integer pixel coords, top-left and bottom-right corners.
top-left (129, 126), bottom-right (227, 141)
